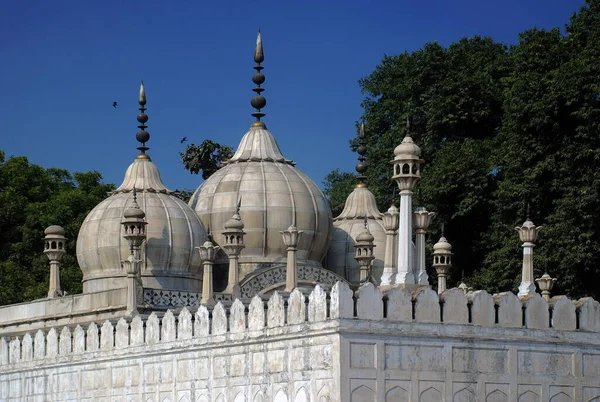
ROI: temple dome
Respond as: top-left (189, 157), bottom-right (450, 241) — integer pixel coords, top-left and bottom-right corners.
top-left (325, 185), bottom-right (386, 283)
top-left (189, 125), bottom-right (333, 277)
top-left (77, 155), bottom-right (207, 293)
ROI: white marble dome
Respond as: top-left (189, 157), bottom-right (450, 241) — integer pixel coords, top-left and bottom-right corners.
top-left (189, 124), bottom-right (333, 277)
top-left (326, 185), bottom-right (386, 283)
top-left (77, 154), bottom-right (207, 293)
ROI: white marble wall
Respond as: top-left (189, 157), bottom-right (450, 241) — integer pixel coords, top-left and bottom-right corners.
top-left (1, 282), bottom-right (600, 401)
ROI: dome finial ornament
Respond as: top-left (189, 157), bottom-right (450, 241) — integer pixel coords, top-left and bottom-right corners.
top-left (136, 80), bottom-right (150, 157)
top-left (355, 121), bottom-right (368, 187)
top-left (251, 28), bottom-right (267, 128)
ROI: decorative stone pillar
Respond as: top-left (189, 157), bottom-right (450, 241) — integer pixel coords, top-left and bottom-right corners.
top-left (222, 204), bottom-right (245, 298)
top-left (432, 235), bottom-right (452, 294)
top-left (281, 224), bottom-right (303, 292)
top-left (354, 220), bottom-right (376, 283)
top-left (535, 273), bottom-right (556, 302)
top-left (43, 225), bottom-right (67, 298)
top-left (381, 204), bottom-right (399, 286)
top-left (197, 239), bottom-right (219, 307)
top-left (121, 190), bottom-right (147, 315)
top-left (391, 127), bottom-right (423, 286)
top-left (413, 206), bottom-right (435, 285)
top-left (515, 217), bottom-right (542, 298)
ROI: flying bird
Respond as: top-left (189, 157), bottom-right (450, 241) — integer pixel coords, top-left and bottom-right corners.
top-left (180, 137), bottom-right (187, 143)
top-left (113, 102), bottom-right (118, 108)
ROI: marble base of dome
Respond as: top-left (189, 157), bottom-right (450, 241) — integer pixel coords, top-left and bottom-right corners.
top-left (83, 272), bottom-right (202, 293)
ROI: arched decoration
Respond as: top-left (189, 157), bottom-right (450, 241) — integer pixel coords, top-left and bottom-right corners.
top-left (402, 164), bottom-right (410, 174)
top-left (420, 387), bottom-right (442, 402)
top-left (234, 392), bottom-right (246, 402)
top-left (386, 386), bottom-right (409, 401)
top-left (454, 387), bottom-right (477, 402)
top-left (518, 390), bottom-right (539, 402)
top-left (295, 388), bottom-right (308, 402)
top-left (486, 390), bottom-right (508, 402)
top-left (239, 264), bottom-right (350, 298)
top-left (274, 389), bottom-right (288, 402)
top-left (351, 385), bottom-right (375, 402)
top-left (549, 392), bottom-right (572, 402)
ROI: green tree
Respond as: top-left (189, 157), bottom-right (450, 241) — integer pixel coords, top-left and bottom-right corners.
top-left (322, 169), bottom-right (357, 217)
top-left (325, 0), bottom-right (600, 298)
top-left (0, 152), bottom-right (114, 305)
top-left (180, 140), bottom-right (233, 179)
top-left (336, 36), bottom-right (509, 288)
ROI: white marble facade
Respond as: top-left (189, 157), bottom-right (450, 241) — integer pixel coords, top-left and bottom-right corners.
top-left (2, 283), bottom-right (600, 401)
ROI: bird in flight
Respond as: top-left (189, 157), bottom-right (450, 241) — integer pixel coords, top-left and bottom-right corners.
top-left (113, 101), bottom-right (118, 108)
top-left (180, 137), bottom-right (187, 143)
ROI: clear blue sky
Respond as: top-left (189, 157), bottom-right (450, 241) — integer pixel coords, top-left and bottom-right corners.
top-left (0, 0), bottom-right (585, 192)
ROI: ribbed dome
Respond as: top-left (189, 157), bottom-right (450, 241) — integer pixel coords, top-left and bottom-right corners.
top-left (189, 126), bottom-right (333, 277)
top-left (326, 186), bottom-right (386, 284)
top-left (77, 156), bottom-right (207, 293)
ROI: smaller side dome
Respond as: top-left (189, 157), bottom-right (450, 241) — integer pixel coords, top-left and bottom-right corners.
top-left (394, 136), bottom-right (422, 159)
top-left (433, 236), bottom-right (452, 251)
top-left (45, 225), bottom-right (65, 236)
top-left (326, 186), bottom-right (386, 284)
top-left (355, 225), bottom-right (375, 243)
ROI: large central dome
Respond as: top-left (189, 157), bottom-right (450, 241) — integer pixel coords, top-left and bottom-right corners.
top-left (189, 125), bottom-right (333, 276)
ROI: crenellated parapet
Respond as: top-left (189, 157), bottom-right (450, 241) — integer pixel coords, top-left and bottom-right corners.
top-left (2, 282), bottom-right (600, 368)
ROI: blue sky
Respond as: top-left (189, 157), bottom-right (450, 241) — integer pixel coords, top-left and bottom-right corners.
top-left (0, 0), bottom-right (585, 192)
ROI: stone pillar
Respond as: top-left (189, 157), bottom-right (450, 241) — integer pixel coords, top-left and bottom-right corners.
top-left (281, 225), bottom-right (303, 292)
top-left (390, 131), bottom-right (423, 286)
top-left (222, 206), bottom-right (245, 298)
top-left (198, 239), bottom-right (219, 307)
top-left (121, 254), bottom-right (141, 315)
top-left (413, 206), bottom-right (435, 285)
top-left (432, 235), bottom-right (452, 294)
top-left (515, 218), bottom-right (542, 298)
top-left (43, 226), bottom-right (67, 298)
top-left (381, 205), bottom-right (399, 286)
top-left (535, 273), bottom-right (556, 302)
top-left (354, 221), bottom-right (376, 283)
top-left (396, 191), bottom-right (415, 284)
top-left (121, 190), bottom-right (147, 315)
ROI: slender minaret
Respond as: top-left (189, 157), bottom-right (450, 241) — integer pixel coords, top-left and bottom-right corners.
top-left (281, 222), bottom-right (303, 292)
top-left (250, 29), bottom-right (267, 129)
top-left (197, 234), bottom-right (219, 307)
top-left (43, 226), bottom-right (67, 298)
top-left (121, 188), bottom-right (147, 315)
top-left (391, 118), bottom-right (423, 285)
top-left (432, 226), bottom-right (453, 294)
top-left (222, 199), bottom-right (245, 298)
top-left (354, 217), bottom-right (376, 283)
top-left (516, 206), bottom-right (543, 298)
top-left (413, 205), bottom-right (435, 285)
top-left (381, 204), bottom-right (399, 286)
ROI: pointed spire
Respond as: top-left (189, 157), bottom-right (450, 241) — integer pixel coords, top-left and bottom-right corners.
top-left (251, 29), bottom-right (267, 128)
top-left (135, 80), bottom-right (150, 157)
top-left (355, 121), bottom-right (368, 186)
top-left (526, 202), bottom-right (531, 220)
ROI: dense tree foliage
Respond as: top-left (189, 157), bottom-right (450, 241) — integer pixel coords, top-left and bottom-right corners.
top-left (324, 0), bottom-right (600, 298)
top-left (180, 140), bottom-right (233, 179)
top-left (0, 150), bottom-right (114, 305)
